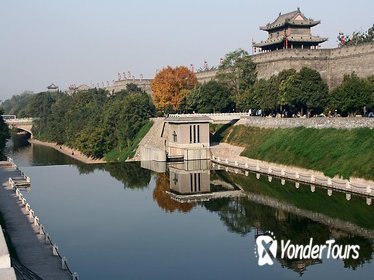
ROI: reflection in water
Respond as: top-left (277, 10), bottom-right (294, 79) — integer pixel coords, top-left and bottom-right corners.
top-left (6, 132), bottom-right (153, 189)
top-left (153, 173), bottom-right (195, 213)
top-left (142, 161), bottom-right (374, 275)
top-left (6, 133), bottom-right (374, 277)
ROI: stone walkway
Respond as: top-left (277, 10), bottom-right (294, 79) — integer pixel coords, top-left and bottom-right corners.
top-left (0, 164), bottom-right (71, 280)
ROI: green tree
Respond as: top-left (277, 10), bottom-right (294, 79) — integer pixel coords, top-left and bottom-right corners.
top-left (216, 49), bottom-right (257, 110)
top-left (330, 73), bottom-right (373, 116)
top-left (30, 87), bottom-right (155, 160)
top-left (343, 24), bottom-right (374, 46)
top-left (186, 81), bottom-right (234, 113)
top-left (280, 67), bottom-right (328, 116)
top-left (0, 110), bottom-right (10, 156)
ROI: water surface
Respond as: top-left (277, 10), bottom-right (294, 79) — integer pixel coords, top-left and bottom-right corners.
top-left (5, 135), bottom-right (374, 279)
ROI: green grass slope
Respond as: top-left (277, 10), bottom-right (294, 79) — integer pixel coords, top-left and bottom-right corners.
top-left (215, 125), bottom-right (374, 180)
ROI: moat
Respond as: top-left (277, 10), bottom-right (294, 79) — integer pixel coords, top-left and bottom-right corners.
top-left (4, 134), bottom-right (374, 279)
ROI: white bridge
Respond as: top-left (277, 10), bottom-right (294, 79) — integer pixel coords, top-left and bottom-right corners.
top-left (4, 118), bottom-right (35, 135)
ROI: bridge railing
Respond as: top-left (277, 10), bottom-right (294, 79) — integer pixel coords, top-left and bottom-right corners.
top-left (168, 113), bottom-right (248, 118)
top-left (5, 118), bottom-right (36, 124)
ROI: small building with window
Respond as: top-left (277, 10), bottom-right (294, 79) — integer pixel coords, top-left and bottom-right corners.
top-left (163, 116), bottom-right (211, 161)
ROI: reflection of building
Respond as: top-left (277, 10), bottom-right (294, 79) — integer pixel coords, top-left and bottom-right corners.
top-left (254, 8), bottom-right (327, 52)
top-left (163, 116), bottom-right (211, 161)
top-left (169, 163), bottom-right (211, 195)
top-left (167, 163), bottom-right (244, 203)
top-left (278, 258), bottom-right (322, 276)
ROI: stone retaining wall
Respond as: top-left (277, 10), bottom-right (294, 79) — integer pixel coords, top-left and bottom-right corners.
top-left (238, 116), bottom-right (374, 129)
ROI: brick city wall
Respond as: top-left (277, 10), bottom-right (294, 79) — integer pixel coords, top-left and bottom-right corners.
top-left (196, 42), bottom-right (374, 89)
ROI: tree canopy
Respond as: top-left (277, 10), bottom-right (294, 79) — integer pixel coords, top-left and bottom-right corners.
top-left (216, 49), bottom-right (257, 110)
top-left (0, 109), bottom-right (10, 157)
top-left (341, 24), bottom-right (374, 46)
top-left (151, 66), bottom-right (197, 111)
top-left (4, 87), bottom-right (156, 160)
top-left (329, 73), bottom-right (374, 116)
top-left (186, 81), bottom-right (234, 113)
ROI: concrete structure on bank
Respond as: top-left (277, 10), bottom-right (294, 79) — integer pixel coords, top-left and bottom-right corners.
top-left (0, 225), bottom-right (16, 280)
top-left (0, 161), bottom-right (74, 279)
top-left (139, 116), bottom-right (212, 162)
top-left (163, 116), bottom-right (211, 161)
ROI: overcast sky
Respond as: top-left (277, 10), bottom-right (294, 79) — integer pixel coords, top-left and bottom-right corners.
top-left (1, 0), bottom-right (373, 99)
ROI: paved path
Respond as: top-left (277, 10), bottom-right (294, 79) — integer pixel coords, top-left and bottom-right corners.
top-left (0, 164), bottom-right (71, 280)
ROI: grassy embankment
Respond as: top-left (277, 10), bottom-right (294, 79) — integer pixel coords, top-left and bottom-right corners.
top-left (104, 120), bottom-right (153, 162)
top-left (211, 124), bottom-right (374, 180)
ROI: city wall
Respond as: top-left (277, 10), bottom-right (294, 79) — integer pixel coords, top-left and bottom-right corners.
top-left (251, 42), bottom-right (374, 88)
top-left (195, 42), bottom-right (374, 89)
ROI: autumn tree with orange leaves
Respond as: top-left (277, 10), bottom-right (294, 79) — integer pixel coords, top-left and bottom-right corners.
top-left (151, 66), bottom-right (197, 111)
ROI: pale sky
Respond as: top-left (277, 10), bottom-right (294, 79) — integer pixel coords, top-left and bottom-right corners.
top-left (1, 0), bottom-right (373, 99)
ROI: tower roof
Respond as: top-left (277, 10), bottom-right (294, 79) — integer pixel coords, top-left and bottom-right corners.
top-left (253, 35), bottom-right (328, 48)
top-left (260, 9), bottom-right (320, 31)
top-left (47, 83), bottom-right (58, 90)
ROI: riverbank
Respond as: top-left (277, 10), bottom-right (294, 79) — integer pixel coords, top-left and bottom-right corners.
top-left (212, 124), bottom-right (374, 180)
top-left (29, 139), bottom-right (106, 164)
top-left (211, 142), bottom-right (374, 194)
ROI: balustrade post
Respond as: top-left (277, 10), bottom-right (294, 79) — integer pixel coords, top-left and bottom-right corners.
top-left (34, 216), bottom-right (39, 226)
top-left (39, 224), bottom-right (44, 235)
top-left (310, 175), bottom-right (315, 183)
top-left (52, 244), bottom-right (59, 256)
top-left (367, 198), bottom-right (372, 206)
top-left (328, 189), bottom-right (332, 196)
top-left (62, 257), bottom-right (68, 270)
top-left (327, 178), bottom-right (332, 187)
top-left (366, 186), bottom-right (372, 194)
top-left (346, 181), bottom-right (351, 189)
